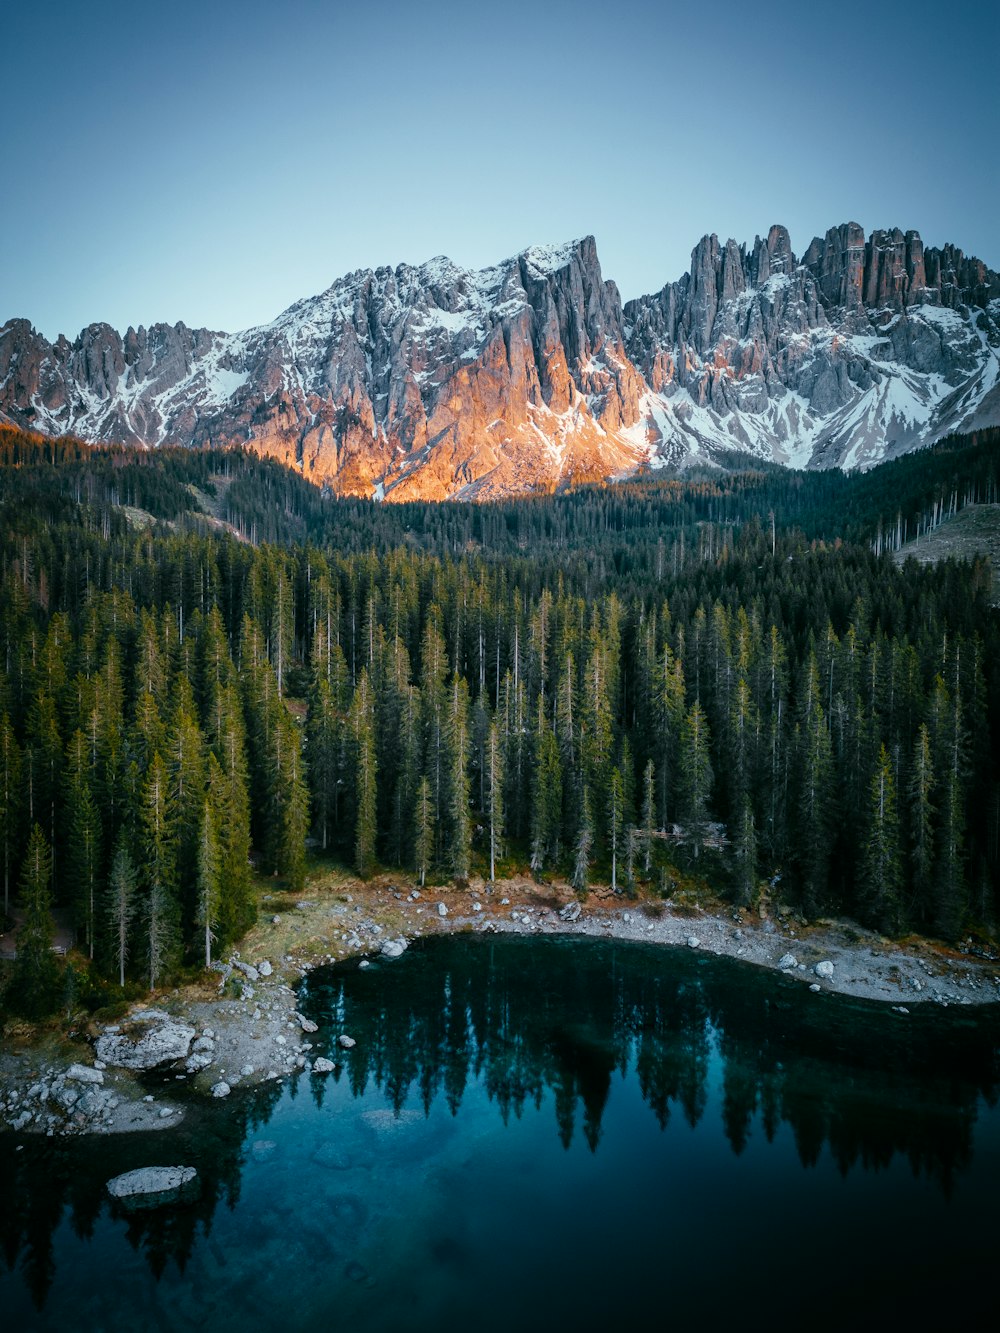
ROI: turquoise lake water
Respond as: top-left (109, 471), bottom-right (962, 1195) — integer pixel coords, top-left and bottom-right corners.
top-left (2, 935), bottom-right (999, 1329)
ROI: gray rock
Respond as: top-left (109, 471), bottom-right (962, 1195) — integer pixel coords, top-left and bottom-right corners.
top-left (3, 225), bottom-right (997, 497)
top-left (95, 1012), bottom-right (196, 1071)
top-left (241, 1064), bottom-right (255, 1077)
top-left (257, 959), bottom-right (272, 976)
top-left (233, 960), bottom-right (259, 983)
top-left (777, 953), bottom-right (797, 971)
top-left (437, 903), bottom-right (449, 918)
top-left (338, 1035), bottom-right (357, 1050)
top-left (379, 938), bottom-right (408, 959)
top-left (211, 1081), bottom-right (231, 1098)
top-left (559, 902), bottom-right (582, 922)
top-left (313, 1057), bottom-right (336, 1073)
top-left (295, 1013), bottom-right (319, 1033)
top-left (814, 960), bottom-right (835, 979)
top-left (809, 983), bottom-right (822, 993)
top-left (687, 936), bottom-right (701, 949)
top-left (107, 1166), bottom-right (199, 1210)
top-left (65, 1063), bottom-right (104, 1084)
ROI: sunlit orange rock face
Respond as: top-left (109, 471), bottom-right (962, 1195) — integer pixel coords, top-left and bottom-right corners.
top-left (2, 226), bottom-right (998, 487)
top-left (230, 237), bottom-right (648, 501)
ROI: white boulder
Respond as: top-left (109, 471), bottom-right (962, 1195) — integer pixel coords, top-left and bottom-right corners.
top-left (107, 1166), bottom-right (198, 1210)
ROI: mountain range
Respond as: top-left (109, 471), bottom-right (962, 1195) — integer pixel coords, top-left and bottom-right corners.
top-left (2, 223), bottom-right (998, 500)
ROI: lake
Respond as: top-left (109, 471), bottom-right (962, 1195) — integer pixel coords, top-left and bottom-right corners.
top-left (2, 934), bottom-right (999, 1328)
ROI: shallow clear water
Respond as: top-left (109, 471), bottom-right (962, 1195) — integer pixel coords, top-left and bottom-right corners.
top-left (2, 935), bottom-right (1000, 1329)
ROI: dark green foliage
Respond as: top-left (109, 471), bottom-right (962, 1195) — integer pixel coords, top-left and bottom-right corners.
top-left (0, 420), bottom-right (997, 979)
top-left (10, 826), bottom-right (59, 1018)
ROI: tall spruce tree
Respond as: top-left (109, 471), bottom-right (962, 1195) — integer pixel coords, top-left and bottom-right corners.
top-left (196, 775), bottom-right (222, 968)
top-left (351, 670), bottom-right (378, 878)
top-left (11, 825), bottom-right (59, 1018)
top-left (413, 776), bottom-right (433, 889)
top-left (444, 673), bottom-right (472, 882)
top-left (106, 836), bottom-right (137, 988)
top-left (859, 744), bottom-right (903, 934)
top-left (141, 752), bottom-right (180, 990)
top-left (0, 713), bottom-right (22, 918)
top-left (485, 719), bottom-right (504, 883)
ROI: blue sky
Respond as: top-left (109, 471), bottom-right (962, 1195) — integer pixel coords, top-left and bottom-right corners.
top-left (5, 0), bottom-right (998, 340)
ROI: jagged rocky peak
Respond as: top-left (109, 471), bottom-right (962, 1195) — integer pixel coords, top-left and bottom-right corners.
top-left (1, 223), bottom-right (998, 493)
top-left (801, 223), bottom-right (1000, 312)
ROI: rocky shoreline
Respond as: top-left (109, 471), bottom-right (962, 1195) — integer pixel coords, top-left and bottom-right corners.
top-left (3, 876), bottom-right (999, 1138)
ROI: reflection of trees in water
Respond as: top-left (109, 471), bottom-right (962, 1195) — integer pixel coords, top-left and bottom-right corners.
top-left (2, 937), bottom-right (997, 1311)
top-left (305, 936), bottom-right (996, 1190)
top-left (0, 1076), bottom-right (285, 1312)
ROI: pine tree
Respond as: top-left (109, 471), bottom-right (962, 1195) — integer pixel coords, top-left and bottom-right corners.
top-left (860, 745), bottom-right (904, 934)
top-left (141, 752), bottom-right (180, 990)
top-left (106, 836), bottom-right (137, 988)
top-left (64, 741), bottom-right (102, 961)
top-left (935, 766), bottom-right (966, 940)
top-left (444, 673), bottom-right (472, 882)
top-left (609, 767), bottom-right (625, 892)
top-left (351, 670), bottom-right (378, 878)
top-left (212, 683), bottom-right (255, 944)
top-left (275, 715), bottom-right (309, 891)
top-left (732, 793), bottom-right (758, 908)
top-left (485, 719), bottom-right (504, 883)
top-left (166, 683), bottom-right (208, 926)
top-left (11, 825), bottom-right (59, 1018)
top-left (572, 786), bottom-right (593, 894)
top-left (195, 791), bottom-right (221, 967)
top-left (0, 713), bottom-right (22, 918)
top-left (530, 708), bottom-right (562, 876)
top-left (909, 723), bottom-right (935, 924)
top-left (793, 656), bottom-right (835, 913)
top-left (678, 701), bottom-right (713, 856)
top-left (640, 758), bottom-right (656, 874)
top-left (414, 776), bottom-right (433, 889)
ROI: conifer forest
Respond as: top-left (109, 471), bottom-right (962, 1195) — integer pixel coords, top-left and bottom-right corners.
top-left (1, 425), bottom-right (998, 1017)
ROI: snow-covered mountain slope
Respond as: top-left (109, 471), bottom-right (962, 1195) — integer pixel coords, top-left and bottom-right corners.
top-left (1, 225), bottom-right (997, 499)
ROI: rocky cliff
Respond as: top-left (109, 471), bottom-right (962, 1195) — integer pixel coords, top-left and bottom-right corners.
top-left (2, 225), bottom-right (998, 498)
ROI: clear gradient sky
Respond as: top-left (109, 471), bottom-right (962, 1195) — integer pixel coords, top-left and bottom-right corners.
top-left (5, 0), bottom-right (998, 342)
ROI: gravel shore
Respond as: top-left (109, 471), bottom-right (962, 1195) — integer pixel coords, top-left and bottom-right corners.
top-left (3, 874), bottom-right (998, 1137)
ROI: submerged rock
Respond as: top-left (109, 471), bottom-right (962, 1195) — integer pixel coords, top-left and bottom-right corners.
top-left (338, 1035), bottom-right (357, 1050)
top-left (107, 1166), bottom-right (199, 1211)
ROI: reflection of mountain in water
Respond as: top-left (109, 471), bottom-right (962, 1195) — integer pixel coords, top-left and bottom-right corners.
top-left (302, 935), bottom-right (999, 1175)
top-left (1, 935), bottom-right (998, 1311)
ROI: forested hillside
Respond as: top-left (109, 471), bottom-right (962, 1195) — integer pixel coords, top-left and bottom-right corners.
top-left (1, 425), bottom-right (998, 1016)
